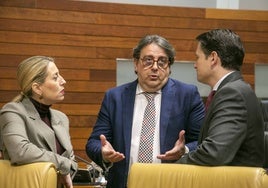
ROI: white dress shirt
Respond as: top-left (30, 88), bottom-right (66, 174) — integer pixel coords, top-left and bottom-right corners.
top-left (129, 84), bottom-right (161, 169)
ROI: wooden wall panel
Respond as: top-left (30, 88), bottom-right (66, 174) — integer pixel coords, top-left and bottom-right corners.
top-left (0, 0), bottom-right (267, 161)
top-left (206, 8), bottom-right (268, 21)
top-left (68, 115), bottom-right (97, 127)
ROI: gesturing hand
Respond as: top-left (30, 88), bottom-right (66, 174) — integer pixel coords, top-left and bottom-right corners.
top-left (100, 134), bottom-right (125, 163)
top-left (157, 130), bottom-right (186, 160)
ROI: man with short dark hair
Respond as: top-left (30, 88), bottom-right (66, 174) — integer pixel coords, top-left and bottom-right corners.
top-left (175, 29), bottom-right (264, 167)
top-left (86, 35), bottom-right (205, 188)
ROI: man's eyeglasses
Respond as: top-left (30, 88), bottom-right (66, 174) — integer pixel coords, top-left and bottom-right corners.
top-left (140, 55), bottom-right (170, 69)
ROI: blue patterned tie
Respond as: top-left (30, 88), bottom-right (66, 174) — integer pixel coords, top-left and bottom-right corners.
top-left (138, 92), bottom-right (156, 163)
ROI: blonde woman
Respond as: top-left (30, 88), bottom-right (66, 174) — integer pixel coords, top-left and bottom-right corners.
top-left (0, 56), bottom-right (77, 188)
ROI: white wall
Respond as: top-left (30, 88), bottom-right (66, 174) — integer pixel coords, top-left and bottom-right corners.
top-left (78, 0), bottom-right (216, 8)
top-left (78, 0), bottom-right (268, 10)
top-left (239, 0), bottom-right (268, 11)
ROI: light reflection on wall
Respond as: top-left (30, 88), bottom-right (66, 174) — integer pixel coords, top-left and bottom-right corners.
top-left (255, 63), bottom-right (268, 99)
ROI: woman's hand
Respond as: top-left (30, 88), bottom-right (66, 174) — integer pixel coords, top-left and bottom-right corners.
top-left (59, 173), bottom-right (73, 188)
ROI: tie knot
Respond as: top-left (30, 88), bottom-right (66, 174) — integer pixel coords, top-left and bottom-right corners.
top-left (143, 92), bottom-right (156, 102)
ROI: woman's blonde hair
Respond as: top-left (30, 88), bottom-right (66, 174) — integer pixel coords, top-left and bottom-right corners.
top-left (13, 56), bottom-right (54, 102)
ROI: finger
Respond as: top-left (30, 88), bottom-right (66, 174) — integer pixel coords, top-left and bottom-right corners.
top-left (157, 154), bottom-right (165, 159)
top-left (157, 154), bottom-right (174, 160)
top-left (164, 148), bottom-right (176, 156)
top-left (103, 149), bottom-right (114, 156)
top-left (178, 130), bottom-right (185, 143)
top-left (109, 152), bottom-right (125, 162)
top-left (109, 152), bottom-right (124, 159)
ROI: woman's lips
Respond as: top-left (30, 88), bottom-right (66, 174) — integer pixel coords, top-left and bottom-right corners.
top-left (60, 89), bottom-right (65, 95)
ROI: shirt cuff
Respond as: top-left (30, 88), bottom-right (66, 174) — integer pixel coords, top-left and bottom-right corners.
top-left (185, 146), bottom-right (189, 154)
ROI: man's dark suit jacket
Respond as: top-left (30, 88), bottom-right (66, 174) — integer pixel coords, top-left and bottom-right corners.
top-left (178, 71), bottom-right (264, 167)
top-left (86, 78), bottom-right (205, 188)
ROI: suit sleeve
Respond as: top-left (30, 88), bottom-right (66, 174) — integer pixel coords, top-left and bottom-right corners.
top-left (85, 91), bottom-right (112, 168)
top-left (178, 87), bottom-right (247, 165)
top-left (1, 107), bottom-right (76, 175)
top-left (184, 86), bottom-right (205, 151)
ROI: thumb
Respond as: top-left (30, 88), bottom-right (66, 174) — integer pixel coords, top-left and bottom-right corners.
top-left (100, 134), bottom-right (107, 146)
top-left (178, 130), bottom-right (185, 144)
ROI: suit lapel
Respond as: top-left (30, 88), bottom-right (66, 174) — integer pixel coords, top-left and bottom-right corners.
top-left (198, 71), bottom-right (243, 143)
top-left (22, 98), bottom-right (57, 152)
top-left (51, 111), bottom-right (70, 152)
top-left (122, 80), bottom-right (138, 161)
top-left (121, 79), bottom-right (175, 156)
top-left (159, 79), bottom-right (174, 153)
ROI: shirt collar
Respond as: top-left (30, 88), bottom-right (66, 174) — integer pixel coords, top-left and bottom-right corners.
top-left (136, 84), bottom-right (161, 95)
top-left (213, 71), bottom-right (235, 91)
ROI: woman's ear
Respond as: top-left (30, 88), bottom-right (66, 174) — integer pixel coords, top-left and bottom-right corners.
top-left (32, 82), bottom-right (42, 97)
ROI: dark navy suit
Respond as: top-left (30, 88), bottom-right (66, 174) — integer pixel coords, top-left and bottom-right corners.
top-left (86, 78), bottom-right (205, 188)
